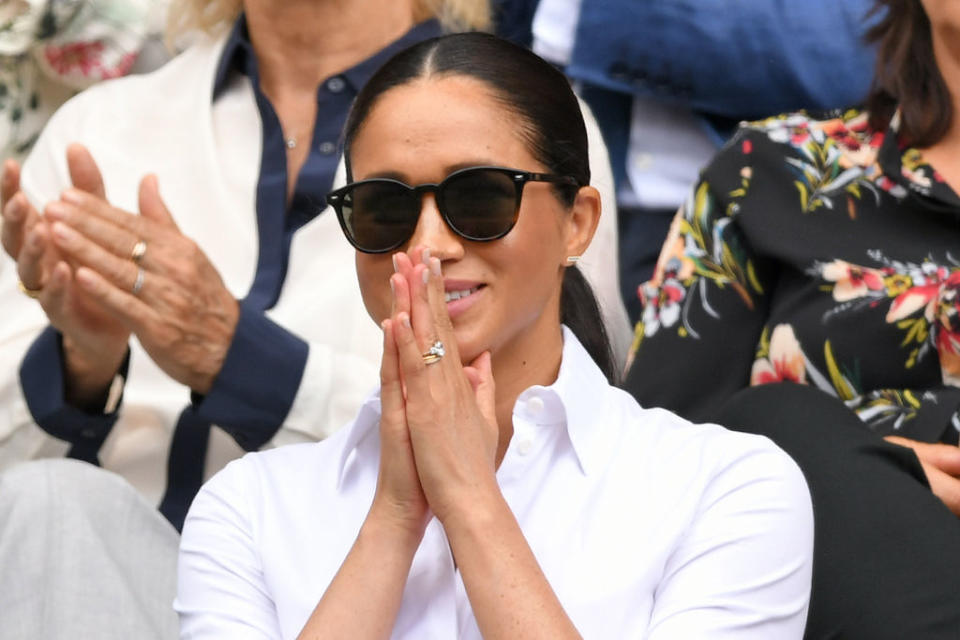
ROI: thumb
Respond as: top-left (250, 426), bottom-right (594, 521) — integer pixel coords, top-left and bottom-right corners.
top-left (138, 174), bottom-right (179, 229)
top-left (464, 351), bottom-right (496, 426)
top-left (66, 143), bottom-right (106, 199)
top-left (2, 159), bottom-right (21, 207)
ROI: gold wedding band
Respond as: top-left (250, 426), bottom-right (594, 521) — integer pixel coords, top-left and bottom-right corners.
top-left (18, 279), bottom-right (42, 299)
top-left (421, 340), bottom-right (445, 365)
top-left (130, 239), bottom-right (147, 264)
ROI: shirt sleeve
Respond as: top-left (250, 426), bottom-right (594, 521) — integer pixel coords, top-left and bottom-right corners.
top-left (193, 302), bottom-right (309, 451)
top-left (19, 326), bottom-right (128, 463)
top-left (646, 435), bottom-right (814, 638)
top-left (623, 131), bottom-right (776, 422)
top-left (566, 0), bottom-right (878, 119)
top-left (176, 456), bottom-right (283, 639)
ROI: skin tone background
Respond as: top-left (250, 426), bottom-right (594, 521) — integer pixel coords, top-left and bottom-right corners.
top-left (296, 76), bottom-right (601, 639)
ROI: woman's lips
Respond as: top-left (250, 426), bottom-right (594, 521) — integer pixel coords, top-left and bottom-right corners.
top-left (443, 280), bottom-right (485, 318)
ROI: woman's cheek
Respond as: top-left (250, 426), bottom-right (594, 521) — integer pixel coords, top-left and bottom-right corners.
top-left (356, 258), bottom-right (393, 325)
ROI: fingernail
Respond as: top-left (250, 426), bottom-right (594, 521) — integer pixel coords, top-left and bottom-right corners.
top-left (392, 253), bottom-right (399, 273)
top-left (422, 267), bottom-right (429, 284)
top-left (430, 257), bottom-right (441, 277)
top-left (61, 189), bottom-right (82, 204)
top-left (422, 248), bottom-right (431, 263)
top-left (399, 312), bottom-right (411, 329)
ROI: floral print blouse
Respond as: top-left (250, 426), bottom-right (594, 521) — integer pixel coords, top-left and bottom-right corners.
top-left (0, 0), bottom-right (165, 162)
top-left (623, 108), bottom-right (960, 444)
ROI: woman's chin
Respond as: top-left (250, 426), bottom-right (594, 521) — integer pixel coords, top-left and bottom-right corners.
top-left (451, 328), bottom-right (487, 366)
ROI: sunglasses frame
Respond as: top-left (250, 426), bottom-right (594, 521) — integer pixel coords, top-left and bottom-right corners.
top-left (326, 165), bottom-right (581, 254)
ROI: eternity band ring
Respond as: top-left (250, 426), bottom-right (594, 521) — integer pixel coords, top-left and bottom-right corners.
top-left (421, 340), bottom-right (445, 365)
top-left (130, 239), bottom-right (147, 264)
top-left (132, 267), bottom-right (145, 295)
top-left (18, 279), bottom-right (42, 299)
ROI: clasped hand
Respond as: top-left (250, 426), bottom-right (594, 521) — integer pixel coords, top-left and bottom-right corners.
top-left (372, 247), bottom-right (500, 537)
top-left (1, 144), bottom-right (238, 398)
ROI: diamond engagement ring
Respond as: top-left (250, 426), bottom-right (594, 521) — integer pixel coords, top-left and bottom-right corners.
top-left (421, 340), bottom-right (445, 365)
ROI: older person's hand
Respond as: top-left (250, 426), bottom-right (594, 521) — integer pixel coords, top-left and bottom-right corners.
top-left (3, 147), bottom-right (130, 407)
top-left (45, 172), bottom-right (240, 395)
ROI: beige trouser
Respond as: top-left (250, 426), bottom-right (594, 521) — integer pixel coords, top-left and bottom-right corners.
top-left (0, 459), bottom-right (179, 640)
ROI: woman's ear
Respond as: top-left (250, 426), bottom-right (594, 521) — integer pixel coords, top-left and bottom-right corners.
top-left (563, 185), bottom-right (601, 262)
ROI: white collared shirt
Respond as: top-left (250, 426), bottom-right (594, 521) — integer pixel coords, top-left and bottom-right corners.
top-left (176, 328), bottom-right (813, 639)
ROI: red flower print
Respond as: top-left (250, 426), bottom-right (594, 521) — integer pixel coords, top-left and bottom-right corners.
top-left (44, 41), bottom-right (106, 77)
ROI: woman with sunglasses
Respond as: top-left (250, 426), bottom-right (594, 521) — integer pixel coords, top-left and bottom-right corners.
top-left (176, 33), bottom-right (813, 638)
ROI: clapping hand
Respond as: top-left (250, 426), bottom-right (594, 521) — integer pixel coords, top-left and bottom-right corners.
top-left (42, 156), bottom-right (239, 395)
top-left (2, 146), bottom-right (129, 405)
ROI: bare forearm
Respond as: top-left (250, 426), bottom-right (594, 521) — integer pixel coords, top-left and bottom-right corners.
top-left (297, 510), bottom-right (423, 640)
top-left (443, 493), bottom-right (581, 640)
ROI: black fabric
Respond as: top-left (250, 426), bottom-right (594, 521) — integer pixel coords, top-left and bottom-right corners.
top-left (624, 110), bottom-right (960, 441)
top-left (617, 204), bottom-right (675, 324)
top-left (718, 383), bottom-right (960, 639)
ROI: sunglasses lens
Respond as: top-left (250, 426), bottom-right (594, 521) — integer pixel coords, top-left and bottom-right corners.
top-left (442, 169), bottom-right (519, 240)
top-left (341, 181), bottom-right (419, 252)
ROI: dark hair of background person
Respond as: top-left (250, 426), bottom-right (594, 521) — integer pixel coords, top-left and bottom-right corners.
top-left (865, 0), bottom-right (952, 147)
top-left (341, 32), bottom-right (617, 383)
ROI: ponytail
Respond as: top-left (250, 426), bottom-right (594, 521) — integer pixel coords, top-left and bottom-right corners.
top-left (560, 266), bottom-right (617, 384)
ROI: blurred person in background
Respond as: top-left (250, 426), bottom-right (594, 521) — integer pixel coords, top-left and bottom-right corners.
top-left (626, 0), bottom-right (960, 636)
top-left (495, 0), bottom-right (878, 322)
top-left (0, 0), bottom-right (170, 163)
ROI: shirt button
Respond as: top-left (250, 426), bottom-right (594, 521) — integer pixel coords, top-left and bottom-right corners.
top-left (318, 141), bottom-right (336, 155)
top-left (526, 396), bottom-right (545, 414)
top-left (80, 428), bottom-right (97, 439)
top-left (516, 437), bottom-right (534, 456)
top-left (326, 76), bottom-right (346, 93)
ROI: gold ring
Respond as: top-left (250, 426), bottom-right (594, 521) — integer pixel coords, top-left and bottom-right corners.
top-left (130, 239), bottom-right (147, 264)
top-left (18, 279), bottom-right (42, 299)
top-left (421, 340), bottom-right (445, 365)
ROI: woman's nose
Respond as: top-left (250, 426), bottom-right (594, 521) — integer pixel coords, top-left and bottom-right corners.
top-left (407, 193), bottom-right (464, 260)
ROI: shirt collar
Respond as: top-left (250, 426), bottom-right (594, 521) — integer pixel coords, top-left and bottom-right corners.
top-left (212, 16), bottom-right (443, 101)
top-left (515, 326), bottom-right (610, 476)
top-left (877, 109), bottom-right (960, 212)
top-left (336, 326), bottom-right (610, 487)
top-left (212, 15), bottom-right (253, 99)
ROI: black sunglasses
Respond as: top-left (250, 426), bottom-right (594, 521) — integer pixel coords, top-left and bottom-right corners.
top-left (326, 165), bottom-right (580, 254)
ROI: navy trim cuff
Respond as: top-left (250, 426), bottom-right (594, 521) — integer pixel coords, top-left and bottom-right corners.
top-left (194, 303), bottom-right (308, 450)
top-left (19, 327), bottom-right (126, 463)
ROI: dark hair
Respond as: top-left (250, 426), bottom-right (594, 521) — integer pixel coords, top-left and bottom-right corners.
top-left (865, 1), bottom-right (952, 147)
top-left (343, 32), bottom-right (616, 383)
